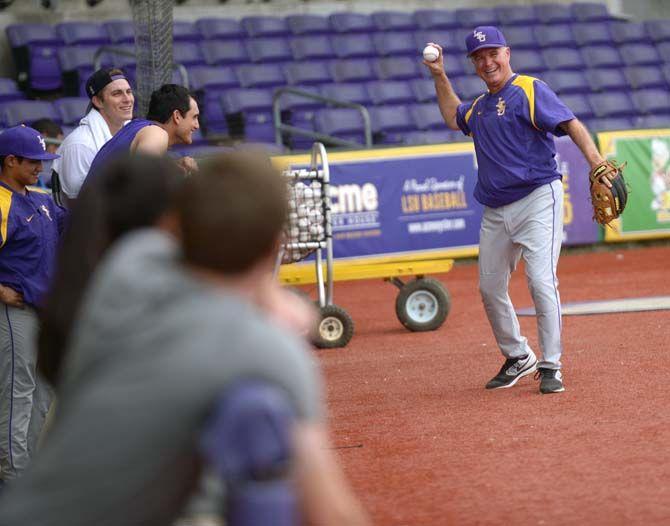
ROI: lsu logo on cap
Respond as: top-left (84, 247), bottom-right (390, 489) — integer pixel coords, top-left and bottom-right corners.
top-left (474, 30), bottom-right (486, 42)
top-left (38, 135), bottom-right (46, 151)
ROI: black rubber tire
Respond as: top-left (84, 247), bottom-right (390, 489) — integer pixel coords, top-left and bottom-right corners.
top-left (395, 277), bottom-right (451, 332)
top-left (313, 304), bottom-right (354, 349)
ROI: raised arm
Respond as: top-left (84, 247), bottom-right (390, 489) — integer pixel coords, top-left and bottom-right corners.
top-left (560, 118), bottom-right (603, 169)
top-left (423, 43), bottom-right (462, 131)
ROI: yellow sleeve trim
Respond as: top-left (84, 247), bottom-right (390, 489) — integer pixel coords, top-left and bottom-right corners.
top-left (0, 186), bottom-right (13, 249)
top-left (512, 75), bottom-right (540, 130)
top-left (464, 94), bottom-right (486, 125)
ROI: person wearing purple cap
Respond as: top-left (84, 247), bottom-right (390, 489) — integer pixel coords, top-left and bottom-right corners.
top-left (0, 126), bottom-right (67, 487)
top-left (51, 67), bottom-right (134, 203)
top-left (424, 26), bottom-right (611, 394)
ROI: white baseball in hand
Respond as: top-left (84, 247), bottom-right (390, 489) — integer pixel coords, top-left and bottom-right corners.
top-left (423, 45), bottom-right (440, 62)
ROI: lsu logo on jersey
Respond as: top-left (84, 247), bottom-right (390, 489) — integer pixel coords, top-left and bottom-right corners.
top-left (473, 30), bottom-right (486, 42)
top-left (496, 97), bottom-right (506, 116)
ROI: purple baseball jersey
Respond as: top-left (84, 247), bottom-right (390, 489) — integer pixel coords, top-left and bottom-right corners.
top-left (0, 182), bottom-right (67, 308)
top-left (456, 74), bottom-right (575, 208)
top-left (87, 119), bottom-right (154, 179)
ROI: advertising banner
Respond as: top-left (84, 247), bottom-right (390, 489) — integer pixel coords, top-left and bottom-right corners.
top-left (555, 136), bottom-right (600, 245)
top-left (597, 129), bottom-right (670, 242)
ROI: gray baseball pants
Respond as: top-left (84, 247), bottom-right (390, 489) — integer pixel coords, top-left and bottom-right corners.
top-left (478, 179), bottom-right (564, 370)
top-left (0, 303), bottom-right (52, 481)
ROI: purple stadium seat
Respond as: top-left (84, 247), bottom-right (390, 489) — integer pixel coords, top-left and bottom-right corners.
top-left (645, 20), bottom-right (670, 43)
top-left (610, 22), bottom-right (650, 45)
top-left (631, 88), bottom-right (670, 114)
top-left (413, 10), bottom-right (459, 30)
top-left (241, 16), bottom-right (289, 38)
top-left (6, 23), bottom-right (61, 47)
top-left (618, 43), bottom-right (661, 66)
top-left (541, 48), bottom-right (585, 71)
top-left (56, 22), bottom-right (109, 46)
top-left (0, 100), bottom-right (60, 128)
top-left (410, 103), bottom-right (447, 130)
top-left (663, 64), bottom-right (670, 85)
top-left (221, 88), bottom-right (275, 142)
top-left (635, 114), bottom-right (670, 129)
top-left (53, 97), bottom-right (89, 126)
top-left (314, 108), bottom-right (367, 145)
top-left (328, 13), bottom-right (375, 34)
top-left (6, 23), bottom-right (63, 92)
top-left (585, 68), bottom-right (628, 92)
top-left (277, 85), bottom-right (322, 149)
top-left (246, 37), bottom-right (292, 63)
top-left (588, 92), bottom-right (636, 118)
top-left (584, 117), bottom-right (634, 132)
top-left (235, 64), bottom-right (286, 88)
top-left (623, 66), bottom-right (667, 90)
top-left (290, 36), bottom-right (335, 60)
top-left (560, 93), bottom-right (594, 119)
top-left (283, 61), bottom-right (332, 86)
top-left (534, 24), bottom-right (576, 48)
top-left (0, 78), bottom-right (24, 103)
top-left (410, 79), bottom-right (437, 103)
top-left (371, 11), bottom-right (417, 32)
top-left (200, 40), bottom-right (249, 65)
top-left (369, 105), bottom-right (414, 144)
top-left (452, 29), bottom-right (473, 54)
top-left (331, 34), bottom-right (376, 58)
top-left (286, 14), bottom-right (330, 36)
top-left (195, 18), bottom-right (244, 40)
top-left (571, 22), bottom-right (612, 46)
top-left (535, 4), bottom-right (575, 25)
top-left (173, 42), bottom-right (205, 67)
top-left (413, 30), bottom-right (457, 53)
top-left (452, 76), bottom-right (486, 100)
top-left (404, 129), bottom-right (470, 145)
top-left (581, 46), bottom-right (623, 68)
top-left (366, 80), bottom-right (414, 106)
top-left (657, 42), bottom-right (670, 63)
top-left (189, 66), bottom-right (235, 134)
top-left (330, 59), bottom-right (375, 83)
top-left (189, 66), bottom-right (239, 92)
top-left (454, 8), bottom-right (499, 28)
top-left (103, 20), bottom-right (134, 44)
top-left (510, 50), bottom-right (546, 74)
top-left (373, 32), bottom-right (418, 57)
top-left (495, 5), bottom-right (539, 26)
top-left (29, 46), bottom-right (62, 91)
top-left (543, 70), bottom-right (591, 94)
top-left (503, 26), bottom-right (540, 50)
top-left (375, 56), bottom-right (422, 80)
top-left (321, 83), bottom-right (371, 105)
top-left (571, 2), bottom-right (614, 23)
top-left (172, 21), bottom-right (199, 42)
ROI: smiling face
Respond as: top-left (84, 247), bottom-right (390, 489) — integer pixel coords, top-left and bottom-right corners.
top-left (94, 78), bottom-right (135, 128)
top-left (470, 46), bottom-right (513, 93)
top-left (1, 156), bottom-right (43, 190)
top-left (174, 97), bottom-right (200, 145)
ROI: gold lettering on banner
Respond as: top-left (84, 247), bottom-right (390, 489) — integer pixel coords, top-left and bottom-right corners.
top-left (401, 194), bottom-right (421, 213)
top-left (420, 191), bottom-right (468, 211)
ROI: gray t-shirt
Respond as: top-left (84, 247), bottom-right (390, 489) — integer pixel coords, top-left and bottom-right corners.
top-left (0, 229), bottom-right (322, 526)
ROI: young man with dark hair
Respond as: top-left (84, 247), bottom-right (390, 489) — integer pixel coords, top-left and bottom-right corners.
top-left (51, 68), bottom-right (134, 200)
top-left (87, 83), bottom-right (199, 178)
top-left (0, 126), bottom-right (65, 489)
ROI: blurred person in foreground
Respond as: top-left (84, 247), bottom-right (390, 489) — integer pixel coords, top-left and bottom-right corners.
top-left (0, 152), bottom-right (368, 526)
top-left (51, 68), bottom-right (134, 202)
top-left (87, 83), bottom-right (200, 180)
top-left (0, 126), bottom-right (64, 489)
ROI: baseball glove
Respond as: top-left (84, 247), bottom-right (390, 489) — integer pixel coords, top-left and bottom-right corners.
top-left (589, 160), bottom-right (628, 225)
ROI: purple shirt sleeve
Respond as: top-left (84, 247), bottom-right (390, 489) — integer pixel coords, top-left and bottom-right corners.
top-left (533, 80), bottom-right (575, 136)
top-left (456, 102), bottom-right (472, 136)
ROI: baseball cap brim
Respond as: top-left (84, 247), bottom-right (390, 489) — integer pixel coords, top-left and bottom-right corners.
top-left (467, 43), bottom-right (506, 56)
top-left (23, 151), bottom-right (60, 161)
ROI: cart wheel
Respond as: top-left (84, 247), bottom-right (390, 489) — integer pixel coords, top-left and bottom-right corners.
top-left (395, 278), bottom-right (451, 332)
top-left (313, 305), bottom-right (354, 349)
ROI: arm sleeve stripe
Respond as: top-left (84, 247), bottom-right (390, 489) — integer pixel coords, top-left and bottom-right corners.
top-left (464, 94), bottom-right (486, 125)
top-left (512, 75), bottom-right (539, 130)
top-left (0, 186), bottom-right (13, 248)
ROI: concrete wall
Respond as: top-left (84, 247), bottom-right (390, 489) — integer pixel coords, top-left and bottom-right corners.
top-left (0, 0), bottom-right (665, 79)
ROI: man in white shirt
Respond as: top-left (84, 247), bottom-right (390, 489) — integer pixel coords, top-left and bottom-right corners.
top-left (51, 68), bottom-right (134, 203)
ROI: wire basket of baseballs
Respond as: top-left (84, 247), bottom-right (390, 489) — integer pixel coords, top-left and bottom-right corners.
top-left (282, 179), bottom-right (327, 264)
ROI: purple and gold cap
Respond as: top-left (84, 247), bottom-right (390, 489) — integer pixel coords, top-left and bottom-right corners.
top-left (465, 26), bottom-right (507, 56)
top-left (0, 125), bottom-right (59, 161)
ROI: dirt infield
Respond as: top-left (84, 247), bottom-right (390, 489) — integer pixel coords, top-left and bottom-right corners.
top-left (309, 244), bottom-right (670, 525)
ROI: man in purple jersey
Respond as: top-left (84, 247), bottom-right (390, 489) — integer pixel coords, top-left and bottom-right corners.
top-left (424, 27), bottom-right (612, 394)
top-left (0, 126), bottom-right (66, 487)
top-left (87, 84), bottom-right (199, 180)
